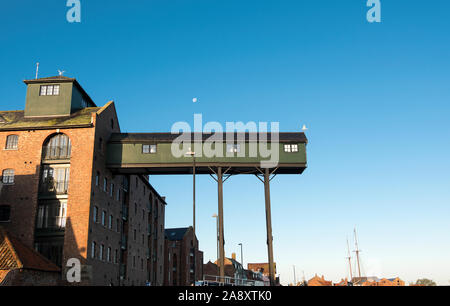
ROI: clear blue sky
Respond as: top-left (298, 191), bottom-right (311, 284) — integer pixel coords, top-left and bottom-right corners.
top-left (1, 1), bottom-right (449, 285)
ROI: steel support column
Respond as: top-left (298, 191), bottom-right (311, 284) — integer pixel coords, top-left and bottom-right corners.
top-left (264, 167), bottom-right (275, 286)
top-left (217, 166), bottom-right (225, 279)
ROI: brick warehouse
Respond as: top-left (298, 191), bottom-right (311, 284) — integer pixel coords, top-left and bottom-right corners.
top-left (0, 76), bottom-right (166, 286)
top-left (164, 227), bottom-right (203, 286)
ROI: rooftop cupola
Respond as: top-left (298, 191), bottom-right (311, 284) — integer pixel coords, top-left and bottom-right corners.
top-left (23, 76), bottom-right (96, 118)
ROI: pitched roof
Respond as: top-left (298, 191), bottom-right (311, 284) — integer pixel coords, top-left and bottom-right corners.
top-left (0, 107), bottom-right (99, 131)
top-left (165, 227), bottom-right (190, 241)
top-left (0, 227), bottom-right (60, 272)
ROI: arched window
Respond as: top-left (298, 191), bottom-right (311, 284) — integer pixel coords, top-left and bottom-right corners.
top-left (5, 135), bottom-right (18, 149)
top-left (43, 133), bottom-right (71, 160)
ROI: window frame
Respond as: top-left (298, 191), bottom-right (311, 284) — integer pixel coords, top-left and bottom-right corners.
top-left (5, 135), bottom-right (19, 150)
top-left (142, 144), bottom-right (157, 154)
top-left (39, 84), bottom-right (60, 96)
top-left (2, 169), bottom-right (15, 184)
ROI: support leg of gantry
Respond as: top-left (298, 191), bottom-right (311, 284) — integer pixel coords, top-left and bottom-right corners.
top-left (217, 166), bottom-right (225, 280)
top-left (264, 167), bottom-right (275, 286)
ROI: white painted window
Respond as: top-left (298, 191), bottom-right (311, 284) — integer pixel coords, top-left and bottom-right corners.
top-left (143, 144), bottom-right (157, 154)
top-left (2, 169), bottom-right (14, 184)
top-left (5, 135), bottom-right (18, 150)
top-left (39, 85), bottom-right (60, 96)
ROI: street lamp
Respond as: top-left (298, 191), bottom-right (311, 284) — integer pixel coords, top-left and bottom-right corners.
top-left (185, 147), bottom-right (196, 284)
top-left (185, 148), bottom-right (196, 234)
top-left (212, 213), bottom-right (219, 278)
top-left (212, 213), bottom-right (219, 265)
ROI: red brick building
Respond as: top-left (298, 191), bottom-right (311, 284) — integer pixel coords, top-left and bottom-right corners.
top-left (0, 76), bottom-right (166, 285)
top-left (163, 227), bottom-right (203, 286)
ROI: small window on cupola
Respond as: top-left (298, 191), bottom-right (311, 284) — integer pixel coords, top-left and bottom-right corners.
top-left (39, 84), bottom-right (60, 96)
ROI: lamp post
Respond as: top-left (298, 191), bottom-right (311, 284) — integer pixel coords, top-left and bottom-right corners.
top-left (185, 148), bottom-right (196, 284)
top-left (185, 148), bottom-right (196, 234)
top-left (212, 213), bottom-right (219, 271)
top-left (212, 214), bottom-right (219, 261)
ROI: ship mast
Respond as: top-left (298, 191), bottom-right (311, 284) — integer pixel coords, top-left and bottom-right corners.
top-left (346, 238), bottom-right (353, 280)
top-left (353, 228), bottom-right (362, 278)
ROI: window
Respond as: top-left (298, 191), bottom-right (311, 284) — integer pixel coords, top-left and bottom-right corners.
top-left (101, 210), bottom-right (106, 226)
top-left (100, 244), bottom-right (104, 261)
top-left (114, 249), bottom-right (118, 264)
top-left (116, 218), bottom-right (120, 232)
top-left (108, 215), bottom-right (113, 229)
top-left (107, 247), bottom-right (111, 262)
top-left (110, 183), bottom-right (114, 197)
top-left (284, 144), bottom-right (299, 153)
top-left (0, 205), bottom-right (11, 222)
top-left (43, 133), bottom-right (71, 160)
top-left (116, 189), bottom-right (120, 201)
top-left (5, 135), bottom-right (18, 150)
top-left (91, 242), bottom-right (96, 258)
top-left (81, 97), bottom-right (87, 108)
top-left (103, 178), bottom-right (107, 192)
top-left (93, 206), bottom-right (98, 223)
top-left (95, 172), bottom-right (99, 186)
top-left (39, 85), bottom-right (60, 96)
top-left (2, 169), bottom-right (14, 184)
top-left (142, 144), bottom-right (157, 154)
top-left (226, 144), bottom-right (241, 153)
top-left (36, 201), bottom-right (67, 229)
top-left (40, 165), bottom-right (70, 195)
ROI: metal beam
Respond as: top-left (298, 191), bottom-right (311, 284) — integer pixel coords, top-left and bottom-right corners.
top-left (264, 168), bottom-right (275, 286)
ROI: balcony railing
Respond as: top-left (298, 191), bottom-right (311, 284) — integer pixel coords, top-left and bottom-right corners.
top-left (36, 216), bottom-right (66, 230)
top-left (42, 146), bottom-right (71, 160)
top-left (39, 180), bottom-right (69, 195)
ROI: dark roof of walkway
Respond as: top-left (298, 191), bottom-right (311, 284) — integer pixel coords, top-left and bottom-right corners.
top-left (108, 132), bottom-right (308, 143)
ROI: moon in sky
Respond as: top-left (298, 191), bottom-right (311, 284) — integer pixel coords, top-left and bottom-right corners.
top-left (192, 97), bottom-right (198, 103)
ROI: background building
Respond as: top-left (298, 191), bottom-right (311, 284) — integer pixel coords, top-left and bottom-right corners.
top-left (164, 227), bottom-right (203, 286)
top-left (0, 76), bottom-right (166, 285)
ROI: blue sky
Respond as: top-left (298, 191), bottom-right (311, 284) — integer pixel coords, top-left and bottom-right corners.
top-left (1, 1), bottom-right (449, 285)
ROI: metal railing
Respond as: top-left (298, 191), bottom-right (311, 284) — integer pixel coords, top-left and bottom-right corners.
top-left (42, 146), bottom-right (71, 160)
top-left (36, 216), bottom-right (66, 230)
top-left (201, 275), bottom-right (263, 286)
top-left (39, 180), bottom-right (69, 195)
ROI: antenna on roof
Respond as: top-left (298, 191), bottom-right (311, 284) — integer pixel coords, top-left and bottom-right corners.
top-left (35, 62), bottom-right (39, 79)
top-left (58, 69), bottom-right (66, 76)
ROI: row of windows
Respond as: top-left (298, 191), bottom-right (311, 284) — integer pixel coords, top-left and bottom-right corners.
top-left (284, 144), bottom-right (299, 153)
top-left (40, 84), bottom-right (60, 96)
top-left (95, 173), bottom-right (121, 201)
top-left (91, 242), bottom-right (119, 264)
top-left (93, 206), bottom-right (121, 232)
